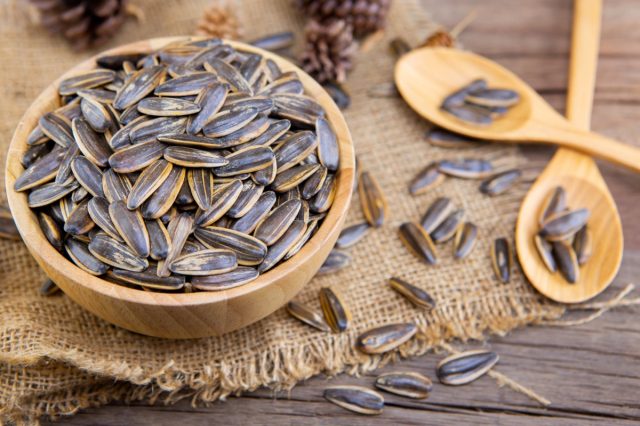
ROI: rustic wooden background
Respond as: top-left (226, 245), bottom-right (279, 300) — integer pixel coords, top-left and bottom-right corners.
top-left (47, 0), bottom-right (640, 424)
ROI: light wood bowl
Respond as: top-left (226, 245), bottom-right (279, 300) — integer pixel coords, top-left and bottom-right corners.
top-left (4, 37), bottom-right (355, 339)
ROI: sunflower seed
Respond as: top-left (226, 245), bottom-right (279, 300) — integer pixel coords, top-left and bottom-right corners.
top-left (54, 142), bottom-right (79, 185)
top-left (241, 119), bottom-right (291, 149)
top-left (203, 107), bottom-right (259, 138)
top-left (64, 200), bottom-right (94, 235)
top-left (258, 220), bottom-right (306, 272)
top-left (419, 198), bottom-right (451, 234)
top-left (260, 72), bottom-right (304, 96)
top-left (109, 200), bottom-right (150, 257)
top-left (439, 159), bottom-right (493, 179)
top-left (254, 199), bottom-right (301, 245)
top-left (195, 227), bottom-right (267, 266)
top-left (185, 168), bottom-right (214, 211)
top-left (14, 147), bottom-right (65, 191)
top-left (425, 128), bottom-right (482, 149)
top-left (437, 350), bottom-right (499, 386)
top-left (39, 113), bottom-right (74, 148)
top-left (318, 250), bottom-right (350, 274)
top-left (356, 323), bottom-right (417, 354)
top-left (319, 287), bottom-right (351, 333)
top-left (215, 146), bottom-right (274, 177)
top-left (216, 116), bottom-right (271, 147)
top-left (137, 97), bottom-right (200, 117)
top-left (388, 277), bottom-right (435, 310)
top-left (534, 234), bottom-right (557, 273)
top-left (539, 186), bottom-right (567, 226)
top-left (70, 156), bottom-right (104, 198)
top-left (59, 69), bottom-right (115, 96)
top-left (191, 266), bottom-right (259, 290)
top-left (539, 208), bottom-right (590, 241)
top-left (80, 96), bottom-right (113, 132)
top-left (286, 301), bottom-right (330, 332)
top-left (322, 81), bottom-right (351, 109)
top-left (453, 222), bottom-right (478, 259)
top-left (479, 169), bottom-right (522, 196)
top-left (88, 233), bottom-right (147, 273)
top-left (441, 78), bottom-right (487, 109)
top-left (157, 213), bottom-right (193, 277)
top-left (27, 125), bottom-right (48, 146)
top-left (250, 31), bottom-right (295, 51)
top-left (375, 372), bottom-right (432, 399)
top-left (314, 117), bottom-right (340, 171)
top-left (222, 96), bottom-right (274, 115)
top-left (38, 212), bottom-right (62, 250)
top-left (359, 171), bottom-right (387, 227)
top-left (108, 141), bottom-right (166, 173)
top-left (112, 268), bottom-right (185, 290)
top-left (186, 83), bottom-right (228, 134)
top-left (284, 219), bottom-right (319, 260)
top-left (71, 117), bottom-right (112, 167)
top-left (228, 180), bottom-right (264, 218)
top-left (308, 173), bottom-right (336, 213)
top-left (114, 65), bottom-right (166, 110)
top-left (231, 190), bottom-right (277, 233)
top-left (169, 249), bottom-right (237, 276)
top-left (492, 238), bottom-right (512, 283)
top-left (39, 279), bottom-right (61, 296)
top-left (154, 71), bottom-right (217, 96)
top-left (409, 163), bottom-right (445, 195)
top-left (274, 131), bottom-right (318, 172)
top-left (102, 169), bottom-right (132, 203)
top-left (129, 116), bottom-right (187, 144)
top-left (21, 143), bottom-right (50, 168)
top-left (399, 222), bottom-right (437, 265)
top-left (87, 197), bottom-right (122, 241)
top-left (195, 179), bottom-right (243, 226)
top-left (28, 182), bottom-right (78, 207)
top-left (553, 241), bottom-right (579, 283)
top-left (335, 222), bottom-right (370, 249)
top-left (205, 58), bottom-right (252, 93)
top-left (443, 104), bottom-right (493, 125)
top-left (573, 226), bottom-right (592, 265)
top-left (273, 93), bottom-right (325, 126)
top-left (77, 88), bottom-right (116, 104)
top-left (466, 89), bottom-right (520, 108)
top-left (324, 386), bottom-right (384, 416)
top-left (271, 164), bottom-right (319, 193)
top-left (65, 239), bottom-right (109, 275)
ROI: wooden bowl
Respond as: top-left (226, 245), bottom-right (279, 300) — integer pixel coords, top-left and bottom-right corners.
top-left (5, 37), bottom-right (355, 339)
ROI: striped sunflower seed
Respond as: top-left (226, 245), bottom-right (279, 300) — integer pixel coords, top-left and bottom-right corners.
top-left (72, 117), bottom-right (112, 167)
top-left (323, 386), bottom-right (384, 416)
top-left (466, 89), bottom-right (520, 108)
top-left (87, 197), bottom-right (121, 241)
top-left (40, 279), bottom-right (61, 296)
top-left (204, 58), bottom-right (252, 93)
top-left (539, 208), bottom-right (590, 241)
top-left (254, 198), bottom-right (301, 245)
top-left (273, 131), bottom-right (318, 172)
top-left (441, 79), bottom-right (487, 109)
top-left (154, 71), bottom-right (217, 96)
top-left (356, 323), bottom-right (417, 354)
top-left (40, 112), bottom-right (74, 148)
top-left (195, 179), bottom-right (243, 226)
top-left (71, 156), bottom-right (105, 198)
top-left (164, 146), bottom-right (228, 168)
top-left (215, 146), bottom-right (275, 176)
top-left (14, 147), bottom-right (65, 192)
top-left (534, 234), bottom-right (557, 273)
top-left (59, 69), bottom-right (116, 96)
top-left (187, 168), bottom-right (214, 211)
top-left (430, 209), bottom-right (464, 243)
top-left (272, 164), bottom-right (319, 193)
top-left (191, 266), bottom-right (259, 291)
top-left (438, 159), bottom-right (493, 179)
top-left (109, 200), bottom-right (150, 258)
top-left (127, 159), bottom-right (173, 209)
top-left (553, 241), bottom-right (579, 283)
top-left (318, 250), bottom-right (350, 275)
top-left (375, 372), bottom-right (433, 399)
top-left (437, 350), bottom-right (499, 386)
top-left (258, 220), bottom-right (307, 273)
top-left (203, 107), bottom-right (258, 138)
top-left (112, 268), bottom-right (185, 291)
top-left (157, 213), bottom-right (193, 277)
top-left (88, 233), bottom-right (148, 272)
top-left (453, 222), bottom-right (478, 259)
top-left (286, 301), bottom-right (331, 332)
top-left (335, 222), bottom-right (370, 249)
top-left (309, 173), bottom-right (336, 213)
top-left (316, 117), bottom-right (339, 171)
top-left (425, 128), bottom-right (481, 149)
top-left (301, 165), bottom-right (328, 200)
top-left (65, 238), bottom-right (109, 275)
top-left (28, 182), bottom-right (79, 208)
top-left (399, 222), bottom-right (437, 265)
top-left (129, 116), bottom-right (187, 144)
top-left (388, 277), bottom-right (436, 310)
top-left (194, 226), bottom-right (267, 266)
top-left (319, 287), bottom-right (351, 334)
top-left (64, 200), bottom-right (95, 235)
top-left (231, 190), bottom-right (277, 234)
top-left (137, 97), bottom-right (201, 116)
top-left (38, 212), bottom-right (63, 250)
top-left (573, 226), bottom-right (592, 265)
top-left (187, 83), bottom-right (228, 134)
top-left (359, 171), bottom-right (387, 227)
top-left (539, 186), bottom-right (567, 226)
top-left (80, 96), bottom-right (113, 133)
top-left (108, 141), bottom-right (166, 173)
top-left (113, 65), bottom-right (166, 110)
top-left (491, 238), bottom-right (512, 283)
top-left (479, 169), bottom-right (522, 196)
top-left (169, 249), bottom-right (237, 276)
top-left (0, 208), bottom-right (19, 241)
top-left (227, 180), bottom-right (264, 218)
top-left (409, 163), bottom-right (445, 195)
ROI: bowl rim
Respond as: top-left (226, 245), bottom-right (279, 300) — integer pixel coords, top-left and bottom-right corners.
top-left (5, 36), bottom-right (355, 308)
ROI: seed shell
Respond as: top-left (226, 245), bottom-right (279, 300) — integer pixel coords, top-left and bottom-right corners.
top-left (539, 208), bottom-right (590, 241)
top-left (309, 173), bottom-right (336, 213)
top-left (539, 186), bottom-right (567, 226)
top-left (466, 88), bottom-right (520, 108)
top-left (272, 164), bottom-right (319, 192)
top-left (573, 226), bottom-right (592, 265)
top-left (319, 287), bottom-right (351, 333)
top-left (335, 222), bottom-right (370, 249)
top-left (187, 168), bottom-right (215, 211)
top-left (323, 386), bottom-right (384, 416)
top-left (534, 234), bottom-right (557, 273)
top-left (64, 200), bottom-right (95, 235)
top-left (80, 96), bottom-right (112, 133)
top-left (359, 171), bottom-right (387, 227)
top-left (203, 107), bottom-right (258, 138)
top-left (258, 220), bottom-right (306, 273)
top-left (254, 199), bottom-right (301, 246)
top-left (65, 239), bottom-right (109, 275)
top-left (28, 182), bottom-right (78, 208)
top-left (375, 372), bottom-right (433, 399)
top-left (59, 69), bottom-right (116, 96)
top-left (479, 169), bottom-right (522, 196)
top-left (195, 179), bottom-right (243, 226)
top-left (39, 279), bottom-right (61, 296)
top-left (109, 200), bottom-right (150, 258)
top-left (72, 118), bottom-right (112, 167)
top-left (437, 350), bottom-right (499, 386)
top-left (316, 117), bottom-right (339, 171)
top-left (273, 131), bottom-right (318, 172)
top-left (356, 323), bottom-right (417, 354)
top-left (195, 226), bottom-right (267, 266)
top-left (409, 163), bottom-right (445, 195)
top-left (453, 222), bottom-right (478, 259)
top-left (154, 71), bottom-right (218, 96)
top-left (38, 212), bottom-right (63, 250)
top-left (216, 146), bottom-right (275, 176)
top-left (157, 213), bottom-right (193, 277)
top-left (439, 159), bottom-right (493, 179)
top-left (399, 222), bottom-right (437, 265)
top-left (169, 248), bottom-right (237, 276)
top-left (88, 233), bottom-right (148, 272)
top-left (431, 209), bottom-right (464, 243)
top-left (127, 159), bottom-right (173, 209)
top-left (114, 65), bottom-right (166, 110)
top-left (71, 156), bottom-right (105, 198)
top-left (491, 238), bottom-right (512, 283)
top-left (109, 141), bottom-right (167, 173)
top-left (137, 97), bottom-right (201, 116)
top-left (426, 128), bottom-right (481, 149)
top-left (388, 277), bottom-right (436, 310)
top-left (227, 180), bottom-right (264, 218)
top-left (231, 191), bottom-right (277, 234)
top-left (187, 83), bottom-right (228, 134)
top-left (318, 250), bottom-right (350, 275)
top-left (14, 147), bottom-right (65, 192)
top-left (286, 301), bottom-right (331, 332)
top-left (111, 269), bottom-right (185, 290)
top-left (553, 241), bottom-right (579, 283)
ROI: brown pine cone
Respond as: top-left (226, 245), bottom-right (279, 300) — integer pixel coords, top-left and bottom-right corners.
top-left (297, 0), bottom-right (392, 37)
top-left (29, 0), bottom-right (131, 51)
top-left (196, 2), bottom-right (242, 40)
top-left (300, 19), bottom-right (358, 84)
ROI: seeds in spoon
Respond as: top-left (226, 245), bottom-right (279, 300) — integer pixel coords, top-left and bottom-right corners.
top-left (552, 241), bottom-right (579, 284)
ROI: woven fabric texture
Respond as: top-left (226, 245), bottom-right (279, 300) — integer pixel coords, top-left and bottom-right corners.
top-left (0, 0), bottom-right (564, 422)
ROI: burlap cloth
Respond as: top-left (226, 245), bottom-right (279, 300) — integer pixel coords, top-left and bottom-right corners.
top-left (0, 0), bottom-right (569, 423)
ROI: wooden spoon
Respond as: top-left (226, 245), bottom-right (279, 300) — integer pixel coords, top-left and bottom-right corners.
top-left (394, 40), bottom-right (640, 173)
top-left (516, 0), bottom-right (622, 303)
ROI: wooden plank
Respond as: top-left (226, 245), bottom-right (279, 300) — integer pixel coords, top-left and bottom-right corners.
top-left (43, 0), bottom-right (640, 423)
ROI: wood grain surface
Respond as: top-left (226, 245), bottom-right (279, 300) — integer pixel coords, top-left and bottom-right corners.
top-left (45, 0), bottom-right (640, 423)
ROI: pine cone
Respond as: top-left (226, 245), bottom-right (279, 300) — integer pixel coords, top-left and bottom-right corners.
top-left (297, 0), bottom-right (391, 37)
top-left (300, 19), bottom-right (357, 84)
top-left (28, 0), bottom-right (131, 51)
top-left (196, 2), bottom-right (242, 40)
top-left (421, 30), bottom-right (456, 48)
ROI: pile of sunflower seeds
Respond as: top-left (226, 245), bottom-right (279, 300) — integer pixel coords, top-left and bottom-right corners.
top-left (441, 78), bottom-right (520, 126)
top-left (14, 37), bottom-right (341, 293)
top-left (534, 186), bottom-right (590, 283)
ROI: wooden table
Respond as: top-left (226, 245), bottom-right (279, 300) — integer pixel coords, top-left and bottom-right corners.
top-left (49, 1), bottom-right (640, 424)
